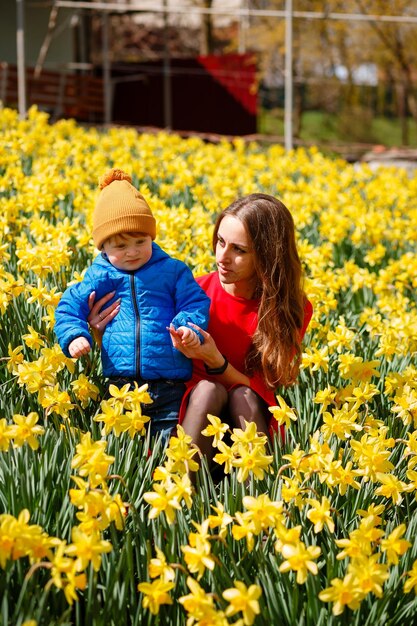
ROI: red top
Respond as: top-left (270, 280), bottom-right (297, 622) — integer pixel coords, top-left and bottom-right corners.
top-left (180, 272), bottom-right (313, 424)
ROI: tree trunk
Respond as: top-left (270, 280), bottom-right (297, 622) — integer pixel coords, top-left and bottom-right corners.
top-left (401, 65), bottom-right (417, 132)
top-left (396, 81), bottom-right (409, 145)
top-left (293, 81), bottom-right (303, 138)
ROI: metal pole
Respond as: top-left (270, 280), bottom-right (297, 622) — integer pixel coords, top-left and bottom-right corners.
top-left (102, 10), bottom-right (111, 124)
top-left (16, 0), bottom-right (27, 118)
top-left (163, 0), bottom-right (172, 129)
top-left (238, 0), bottom-right (249, 54)
top-left (51, 2), bottom-right (417, 23)
top-left (284, 0), bottom-right (293, 150)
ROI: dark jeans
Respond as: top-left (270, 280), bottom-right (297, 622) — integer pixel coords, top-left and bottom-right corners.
top-left (107, 377), bottom-right (186, 444)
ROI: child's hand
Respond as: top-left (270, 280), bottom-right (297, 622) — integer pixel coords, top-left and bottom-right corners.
top-left (69, 337), bottom-right (91, 358)
top-left (176, 326), bottom-right (200, 348)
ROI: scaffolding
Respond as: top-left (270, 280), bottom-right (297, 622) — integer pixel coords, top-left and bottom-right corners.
top-left (16, 1), bottom-right (417, 148)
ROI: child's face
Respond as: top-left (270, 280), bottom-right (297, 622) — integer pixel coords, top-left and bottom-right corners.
top-left (103, 232), bottom-right (153, 271)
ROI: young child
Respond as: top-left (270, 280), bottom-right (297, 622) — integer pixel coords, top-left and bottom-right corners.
top-left (54, 168), bottom-right (210, 440)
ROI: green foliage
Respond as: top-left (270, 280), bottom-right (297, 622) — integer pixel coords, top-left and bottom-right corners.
top-left (258, 109), bottom-right (417, 149)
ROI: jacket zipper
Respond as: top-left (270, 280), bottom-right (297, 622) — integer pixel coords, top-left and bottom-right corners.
top-left (130, 274), bottom-right (141, 378)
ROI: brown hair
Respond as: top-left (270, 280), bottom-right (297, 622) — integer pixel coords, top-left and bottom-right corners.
top-left (104, 231), bottom-right (151, 244)
top-left (213, 193), bottom-right (306, 388)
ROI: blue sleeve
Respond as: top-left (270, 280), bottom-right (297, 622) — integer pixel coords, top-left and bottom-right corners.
top-left (170, 263), bottom-right (210, 344)
top-left (54, 269), bottom-right (97, 357)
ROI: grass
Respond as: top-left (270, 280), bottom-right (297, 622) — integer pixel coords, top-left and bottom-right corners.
top-left (258, 109), bottom-right (417, 148)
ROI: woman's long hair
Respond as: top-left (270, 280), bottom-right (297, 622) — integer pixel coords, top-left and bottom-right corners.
top-left (213, 193), bottom-right (306, 388)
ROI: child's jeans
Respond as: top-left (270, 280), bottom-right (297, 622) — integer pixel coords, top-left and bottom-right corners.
top-left (107, 377), bottom-right (186, 444)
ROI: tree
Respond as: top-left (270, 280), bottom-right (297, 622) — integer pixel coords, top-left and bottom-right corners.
top-left (226, 0), bottom-right (417, 144)
top-left (352, 0), bottom-right (417, 144)
top-left (236, 1), bottom-right (350, 138)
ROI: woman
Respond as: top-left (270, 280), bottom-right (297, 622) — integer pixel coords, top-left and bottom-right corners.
top-left (88, 193), bottom-right (312, 460)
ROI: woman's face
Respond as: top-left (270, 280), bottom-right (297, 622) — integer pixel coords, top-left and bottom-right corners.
top-left (215, 215), bottom-right (257, 294)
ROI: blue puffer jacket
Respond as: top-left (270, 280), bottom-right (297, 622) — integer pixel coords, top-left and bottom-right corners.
top-left (54, 243), bottom-right (210, 381)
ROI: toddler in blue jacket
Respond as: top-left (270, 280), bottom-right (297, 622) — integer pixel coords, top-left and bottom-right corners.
top-left (55, 168), bottom-right (210, 440)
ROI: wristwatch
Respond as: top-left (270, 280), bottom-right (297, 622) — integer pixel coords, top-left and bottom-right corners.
top-left (204, 355), bottom-right (229, 375)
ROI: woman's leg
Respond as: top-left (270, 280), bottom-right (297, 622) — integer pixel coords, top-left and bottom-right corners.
top-left (181, 380), bottom-right (228, 459)
top-left (228, 385), bottom-right (269, 434)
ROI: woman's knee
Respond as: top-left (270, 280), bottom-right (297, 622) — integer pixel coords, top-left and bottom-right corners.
top-left (228, 384), bottom-right (257, 406)
top-left (228, 385), bottom-right (269, 426)
top-left (189, 379), bottom-right (228, 410)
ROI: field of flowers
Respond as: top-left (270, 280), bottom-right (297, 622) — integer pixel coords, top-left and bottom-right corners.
top-left (1, 105), bottom-right (417, 626)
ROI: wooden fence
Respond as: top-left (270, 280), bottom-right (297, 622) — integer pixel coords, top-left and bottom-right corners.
top-left (0, 63), bottom-right (104, 122)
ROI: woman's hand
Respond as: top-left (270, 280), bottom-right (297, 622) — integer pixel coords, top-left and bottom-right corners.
top-left (168, 323), bottom-right (224, 369)
top-left (87, 291), bottom-right (120, 347)
top-left (170, 323), bottom-right (250, 387)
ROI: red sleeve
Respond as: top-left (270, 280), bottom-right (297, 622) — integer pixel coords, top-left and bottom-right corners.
top-left (300, 299), bottom-right (313, 340)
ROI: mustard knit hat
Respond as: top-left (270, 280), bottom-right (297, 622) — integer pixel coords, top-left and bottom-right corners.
top-left (92, 168), bottom-right (156, 249)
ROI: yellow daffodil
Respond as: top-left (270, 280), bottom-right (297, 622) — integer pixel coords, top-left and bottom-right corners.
top-left (232, 445), bottom-right (273, 482)
top-left (306, 496), bottom-right (335, 533)
top-left (201, 413), bottom-right (229, 447)
top-left (165, 425), bottom-right (200, 474)
top-left (319, 573), bottom-right (363, 615)
top-left (380, 524), bottom-right (411, 565)
top-left (242, 494), bottom-right (283, 534)
top-left (10, 412), bottom-right (45, 449)
top-left (144, 483), bottom-right (182, 524)
top-left (38, 384), bottom-right (75, 419)
top-left (179, 576), bottom-right (217, 621)
top-left (50, 542), bottom-right (87, 605)
top-left (6, 344), bottom-right (24, 374)
top-left (207, 502), bottom-right (233, 538)
top-left (374, 472), bottom-right (411, 505)
top-left (0, 418), bottom-right (13, 452)
top-left (65, 527), bottom-right (112, 572)
top-left (268, 396), bottom-right (298, 428)
top-left (70, 374), bottom-right (100, 408)
top-left (137, 577), bottom-right (174, 615)
top-left (148, 546), bottom-right (175, 582)
top-left (71, 433), bottom-right (115, 488)
top-left (301, 346), bottom-right (329, 372)
top-left (279, 541), bottom-right (321, 584)
top-left (213, 440), bottom-right (234, 474)
top-left (404, 560), bottom-right (417, 594)
top-left (347, 554), bottom-right (389, 598)
top-left (181, 536), bottom-right (216, 580)
top-left (223, 580), bottom-right (262, 626)
top-left (232, 512), bottom-right (256, 552)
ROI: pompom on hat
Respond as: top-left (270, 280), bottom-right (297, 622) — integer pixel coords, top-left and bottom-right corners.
top-left (92, 168), bottom-right (156, 249)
